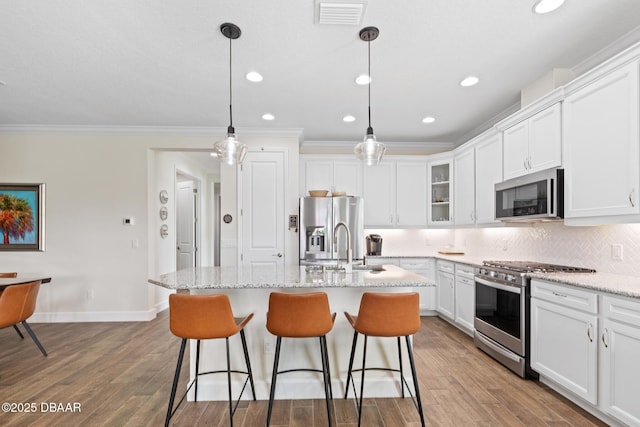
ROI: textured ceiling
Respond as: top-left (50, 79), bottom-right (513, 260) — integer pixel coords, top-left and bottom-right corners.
top-left (2, 0), bottom-right (640, 151)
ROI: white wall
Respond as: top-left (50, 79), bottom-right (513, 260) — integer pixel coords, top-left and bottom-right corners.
top-left (0, 128), bottom-right (301, 322)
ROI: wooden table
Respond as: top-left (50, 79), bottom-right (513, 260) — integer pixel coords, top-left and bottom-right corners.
top-left (0, 276), bottom-right (51, 289)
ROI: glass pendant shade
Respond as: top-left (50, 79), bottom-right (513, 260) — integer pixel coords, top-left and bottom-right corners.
top-left (214, 131), bottom-right (247, 166)
top-left (354, 131), bottom-right (386, 166)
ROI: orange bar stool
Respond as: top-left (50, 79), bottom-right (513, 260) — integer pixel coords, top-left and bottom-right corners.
top-left (265, 292), bottom-right (336, 427)
top-left (344, 292), bottom-right (425, 427)
top-left (0, 280), bottom-right (47, 356)
top-left (166, 293), bottom-right (255, 427)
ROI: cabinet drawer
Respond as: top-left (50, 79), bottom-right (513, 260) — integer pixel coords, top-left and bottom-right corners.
top-left (455, 263), bottom-right (475, 279)
top-left (602, 294), bottom-right (640, 326)
top-left (531, 279), bottom-right (597, 314)
top-left (400, 258), bottom-right (434, 269)
top-left (437, 260), bottom-right (454, 274)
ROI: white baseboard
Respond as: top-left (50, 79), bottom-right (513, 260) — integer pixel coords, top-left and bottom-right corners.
top-left (30, 308), bottom-right (159, 323)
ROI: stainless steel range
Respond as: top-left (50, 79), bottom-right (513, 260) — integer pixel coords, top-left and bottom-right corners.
top-left (474, 260), bottom-right (595, 378)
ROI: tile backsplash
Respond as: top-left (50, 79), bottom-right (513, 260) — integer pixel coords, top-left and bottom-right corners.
top-left (365, 222), bottom-right (640, 276)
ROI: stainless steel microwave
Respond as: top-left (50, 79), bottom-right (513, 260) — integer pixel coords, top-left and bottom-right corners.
top-left (495, 168), bottom-right (563, 221)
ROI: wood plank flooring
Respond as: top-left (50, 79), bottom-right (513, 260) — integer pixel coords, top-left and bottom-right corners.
top-left (0, 312), bottom-right (607, 426)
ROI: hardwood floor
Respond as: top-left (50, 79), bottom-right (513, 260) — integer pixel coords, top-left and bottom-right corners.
top-left (0, 312), bottom-right (606, 426)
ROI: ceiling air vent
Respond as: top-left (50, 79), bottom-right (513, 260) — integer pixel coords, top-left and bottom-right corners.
top-left (316, 1), bottom-right (367, 25)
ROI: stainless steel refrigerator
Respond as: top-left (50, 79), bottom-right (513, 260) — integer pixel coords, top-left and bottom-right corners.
top-left (299, 196), bottom-right (364, 264)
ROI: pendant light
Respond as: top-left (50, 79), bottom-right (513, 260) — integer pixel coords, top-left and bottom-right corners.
top-left (354, 26), bottom-right (386, 166)
top-left (213, 23), bottom-right (247, 166)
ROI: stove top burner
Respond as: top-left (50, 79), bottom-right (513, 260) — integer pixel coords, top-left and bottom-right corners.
top-left (482, 260), bottom-right (596, 273)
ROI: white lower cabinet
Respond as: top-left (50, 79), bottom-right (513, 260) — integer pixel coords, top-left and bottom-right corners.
top-left (399, 258), bottom-right (437, 315)
top-left (436, 260), bottom-right (455, 321)
top-left (530, 281), bottom-right (598, 404)
top-left (366, 257), bottom-right (437, 316)
top-left (531, 279), bottom-right (640, 426)
top-left (600, 295), bottom-right (640, 426)
top-left (454, 264), bottom-right (475, 335)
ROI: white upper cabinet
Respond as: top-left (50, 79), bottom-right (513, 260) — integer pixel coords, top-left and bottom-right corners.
top-left (396, 161), bottom-right (428, 226)
top-left (453, 147), bottom-right (475, 225)
top-left (503, 103), bottom-right (562, 180)
top-left (300, 156), bottom-right (363, 197)
top-left (363, 161), bottom-right (396, 226)
top-left (363, 158), bottom-right (428, 227)
top-left (474, 131), bottom-right (503, 224)
top-left (563, 61), bottom-right (640, 221)
top-left (428, 155), bottom-right (453, 225)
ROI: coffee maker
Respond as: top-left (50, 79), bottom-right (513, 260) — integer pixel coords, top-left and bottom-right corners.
top-left (366, 234), bottom-right (382, 256)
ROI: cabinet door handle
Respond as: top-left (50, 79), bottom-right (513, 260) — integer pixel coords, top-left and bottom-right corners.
top-left (523, 158), bottom-right (528, 170)
top-left (587, 323), bottom-right (593, 342)
top-left (552, 291), bottom-right (567, 298)
top-left (630, 189), bottom-right (635, 207)
top-left (528, 156), bottom-right (532, 169)
top-left (602, 328), bottom-right (609, 348)
top-left (390, 214), bottom-right (393, 224)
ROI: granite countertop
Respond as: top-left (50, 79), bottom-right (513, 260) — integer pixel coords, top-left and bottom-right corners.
top-left (367, 254), bottom-right (640, 299)
top-left (149, 264), bottom-right (436, 291)
top-left (528, 272), bottom-right (640, 299)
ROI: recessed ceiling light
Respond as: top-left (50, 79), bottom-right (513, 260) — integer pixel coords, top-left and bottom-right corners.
top-left (262, 113), bottom-right (275, 121)
top-left (343, 115), bottom-right (356, 122)
top-left (422, 116), bottom-right (436, 124)
top-left (460, 75), bottom-right (479, 87)
top-left (532, 0), bottom-right (565, 14)
top-left (246, 71), bottom-right (263, 82)
top-left (355, 74), bottom-right (371, 85)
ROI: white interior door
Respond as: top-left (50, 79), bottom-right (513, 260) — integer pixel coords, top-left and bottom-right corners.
top-left (240, 151), bottom-right (285, 269)
top-left (177, 180), bottom-right (197, 269)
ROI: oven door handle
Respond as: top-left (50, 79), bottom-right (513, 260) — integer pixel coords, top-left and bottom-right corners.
top-left (475, 276), bottom-right (522, 294)
top-left (475, 332), bottom-right (522, 363)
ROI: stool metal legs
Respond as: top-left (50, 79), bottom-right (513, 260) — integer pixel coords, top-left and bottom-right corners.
top-left (344, 333), bottom-right (425, 427)
top-left (266, 335), bottom-right (333, 427)
top-left (165, 336), bottom-right (256, 427)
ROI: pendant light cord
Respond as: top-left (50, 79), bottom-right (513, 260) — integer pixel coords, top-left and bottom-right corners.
top-left (228, 35), bottom-right (234, 133)
top-left (367, 37), bottom-right (373, 135)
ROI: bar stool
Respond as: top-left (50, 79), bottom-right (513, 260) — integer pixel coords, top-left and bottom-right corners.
top-left (344, 292), bottom-right (425, 427)
top-left (165, 293), bottom-right (255, 427)
top-left (265, 292), bottom-right (336, 427)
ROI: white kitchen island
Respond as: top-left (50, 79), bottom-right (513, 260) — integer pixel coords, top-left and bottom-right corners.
top-left (149, 264), bottom-right (434, 401)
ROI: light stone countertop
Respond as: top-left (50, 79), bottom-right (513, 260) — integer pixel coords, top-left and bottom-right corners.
top-left (528, 272), bottom-right (640, 299)
top-left (148, 264), bottom-right (436, 291)
top-left (367, 254), bottom-right (640, 300)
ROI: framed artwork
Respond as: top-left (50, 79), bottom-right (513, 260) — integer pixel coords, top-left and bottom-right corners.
top-left (0, 183), bottom-right (45, 251)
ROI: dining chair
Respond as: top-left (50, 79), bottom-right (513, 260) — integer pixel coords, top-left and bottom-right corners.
top-left (0, 280), bottom-right (48, 356)
top-left (0, 272), bottom-right (25, 338)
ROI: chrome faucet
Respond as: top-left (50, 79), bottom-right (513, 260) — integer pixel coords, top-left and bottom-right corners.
top-left (333, 221), bottom-right (352, 268)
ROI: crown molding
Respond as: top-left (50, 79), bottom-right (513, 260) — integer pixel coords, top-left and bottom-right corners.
top-left (573, 26), bottom-right (640, 77)
top-left (300, 139), bottom-right (453, 154)
top-left (0, 124), bottom-right (304, 140)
